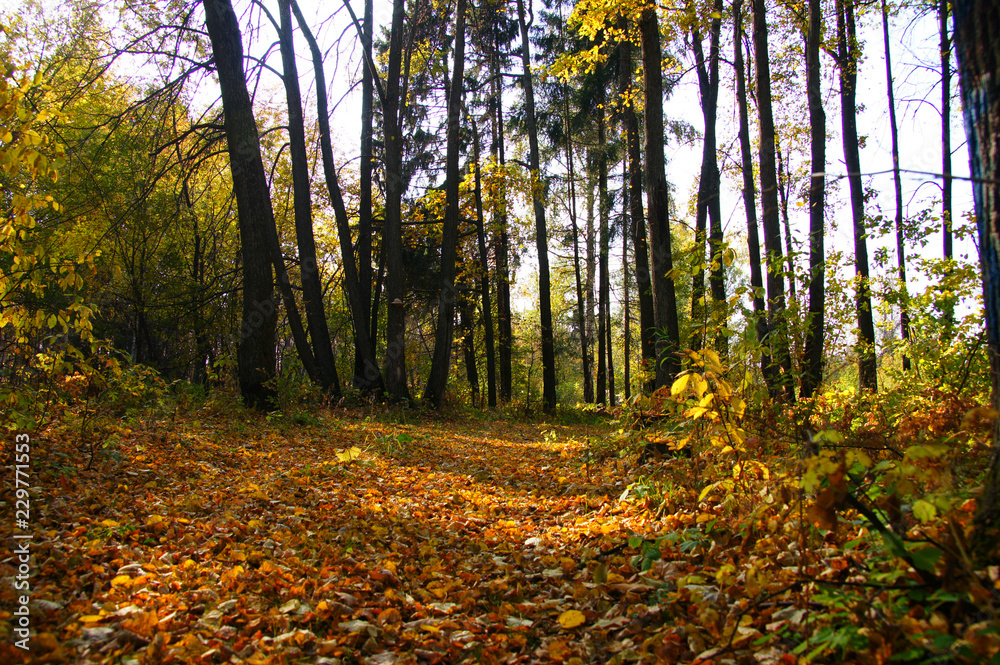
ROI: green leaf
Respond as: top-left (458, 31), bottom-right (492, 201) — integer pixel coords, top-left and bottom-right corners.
top-left (912, 499), bottom-right (937, 523)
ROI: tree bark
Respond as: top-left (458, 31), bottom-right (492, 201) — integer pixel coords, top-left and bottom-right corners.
top-left (752, 0), bottom-right (795, 401)
top-left (517, 0), bottom-right (557, 411)
top-left (203, 0), bottom-right (277, 409)
top-left (424, 0), bottom-right (467, 408)
top-left (491, 52), bottom-right (513, 403)
top-left (836, 0), bottom-right (878, 393)
top-left (953, 0), bottom-right (1000, 566)
top-left (597, 106), bottom-right (610, 405)
top-left (800, 0), bottom-right (827, 400)
top-left (639, 4), bottom-right (681, 386)
top-left (358, 0), bottom-right (376, 376)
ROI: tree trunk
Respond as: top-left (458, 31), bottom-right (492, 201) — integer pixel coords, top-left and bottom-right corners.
top-left (623, 162), bottom-right (632, 402)
top-left (203, 0), bottom-right (277, 409)
top-left (836, 0), bottom-right (878, 393)
top-left (734, 0), bottom-right (774, 393)
top-left (597, 105), bottom-right (610, 405)
top-left (460, 292), bottom-right (479, 407)
top-left (619, 29), bottom-right (656, 392)
top-left (586, 182), bottom-right (597, 381)
top-left (358, 0), bottom-right (376, 378)
top-left (639, 4), bottom-right (681, 386)
top-left (752, 0), bottom-right (795, 401)
top-left (953, 0), bottom-right (1000, 566)
top-left (290, 0), bottom-right (382, 393)
top-left (382, 0), bottom-right (411, 402)
top-left (881, 0), bottom-right (911, 372)
top-left (691, 1), bottom-right (725, 355)
top-left (565, 87), bottom-right (593, 403)
top-left (776, 140), bottom-right (797, 300)
top-left (491, 55), bottom-right (513, 403)
top-left (425, 0), bottom-right (467, 408)
top-left (278, 0), bottom-right (340, 396)
top-left (472, 119), bottom-right (497, 408)
top-left (800, 0), bottom-right (827, 400)
top-left (517, 0), bottom-right (557, 411)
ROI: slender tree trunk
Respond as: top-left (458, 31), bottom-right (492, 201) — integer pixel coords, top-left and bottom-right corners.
top-left (382, 0), bottom-right (410, 402)
top-left (623, 162), bottom-right (632, 402)
top-left (586, 182), bottom-right (597, 377)
top-left (203, 0), bottom-right (277, 409)
top-left (881, 0), bottom-right (911, 372)
top-left (776, 141), bottom-right (797, 299)
top-left (290, 0), bottom-right (382, 393)
top-left (597, 105), bottom-right (610, 405)
top-left (940, 0), bottom-right (957, 335)
top-left (491, 56), bottom-right (513, 403)
top-left (639, 4), bottom-right (681, 386)
top-left (691, 1), bottom-right (725, 354)
top-left (460, 292), bottom-right (479, 407)
top-left (517, 0), bottom-right (557, 411)
top-left (278, 0), bottom-right (340, 396)
top-left (565, 91), bottom-right (593, 403)
top-left (734, 0), bottom-right (774, 392)
top-left (358, 0), bottom-right (376, 379)
top-left (425, 0), bottom-right (467, 408)
top-left (472, 119), bottom-right (497, 408)
top-left (801, 0), bottom-right (827, 400)
top-left (953, 0), bottom-right (1000, 566)
top-left (619, 29), bottom-right (656, 392)
top-left (836, 0), bottom-right (878, 392)
top-left (753, 0), bottom-right (795, 401)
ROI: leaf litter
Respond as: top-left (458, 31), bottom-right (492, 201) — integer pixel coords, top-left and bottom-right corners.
top-left (0, 407), bottom-right (995, 664)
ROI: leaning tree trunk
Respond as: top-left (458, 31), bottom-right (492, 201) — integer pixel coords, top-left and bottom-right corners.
top-left (517, 0), bottom-right (557, 411)
top-left (836, 0), bottom-right (878, 393)
top-left (203, 0), bottom-right (277, 409)
top-left (752, 0), bottom-right (795, 401)
top-left (953, 0), bottom-right (1000, 566)
top-left (425, 0), bottom-right (467, 408)
top-left (639, 4), bottom-right (681, 386)
top-left (800, 0), bottom-right (827, 400)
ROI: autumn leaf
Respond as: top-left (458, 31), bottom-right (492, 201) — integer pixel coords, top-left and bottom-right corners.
top-left (557, 609), bottom-right (586, 629)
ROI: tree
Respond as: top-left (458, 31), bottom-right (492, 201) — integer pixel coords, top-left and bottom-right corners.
top-left (953, 0), bottom-right (1000, 565)
top-left (425, 0), bottom-right (468, 408)
top-left (800, 0), bottom-right (827, 399)
top-left (202, 0), bottom-right (277, 409)
top-left (834, 0), bottom-right (878, 393)
top-left (880, 0), bottom-right (910, 372)
top-left (639, 3), bottom-right (681, 387)
top-left (516, 0), bottom-right (557, 411)
top-left (618, 19), bottom-right (656, 393)
top-left (752, 0), bottom-right (795, 401)
top-left (276, 0), bottom-right (340, 396)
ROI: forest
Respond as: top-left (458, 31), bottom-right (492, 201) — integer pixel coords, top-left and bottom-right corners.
top-left (1, 0), bottom-right (999, 662)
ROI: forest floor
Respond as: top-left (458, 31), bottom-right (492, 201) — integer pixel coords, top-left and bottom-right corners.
top-left (0, 401), bottom-right (996, 664)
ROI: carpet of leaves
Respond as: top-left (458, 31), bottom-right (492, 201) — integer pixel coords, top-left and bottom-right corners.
top-left (1, 404), bottom-right (997, 664)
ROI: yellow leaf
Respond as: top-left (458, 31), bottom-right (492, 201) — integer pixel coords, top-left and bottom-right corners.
top-left (99, 519), bottom-right (120, 528)
top-left (670, 374), bottom-right (690, 396)
top-left (145, 515), bottom-right (164, 526)
top-left (111, 575), bottom-right (132, 588)
top-left (691, 373), bottom-right (708, 398)
top-left (79, 615), bottom-right (103, 623)
top-left (557, 609), bottom-right (586, 629)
